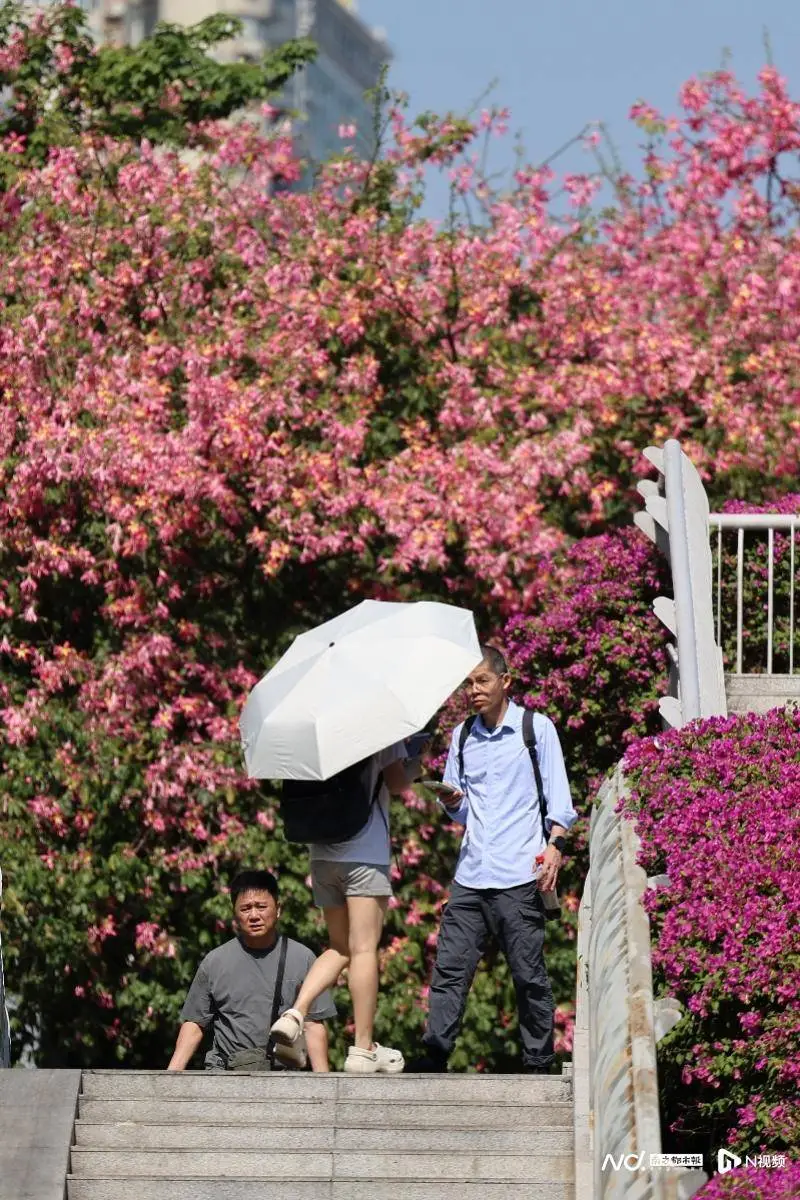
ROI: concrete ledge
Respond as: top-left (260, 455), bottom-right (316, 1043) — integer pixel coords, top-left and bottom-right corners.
top-left (726, 674), bottom-right (800, 714)
top-left (0, 1068), bottom-right (81, 1200)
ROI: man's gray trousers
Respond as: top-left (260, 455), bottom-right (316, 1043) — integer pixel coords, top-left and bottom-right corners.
top-left (422, 880), bottom-right (555, 1068)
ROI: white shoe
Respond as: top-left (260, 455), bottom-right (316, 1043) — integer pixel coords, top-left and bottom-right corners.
top-left (344, 1043), bottom-right (405, 1074)
top-left (270, 1007), bottom-right (304, 1047)
top-left (273, 1033), bottom-right (307, 1071)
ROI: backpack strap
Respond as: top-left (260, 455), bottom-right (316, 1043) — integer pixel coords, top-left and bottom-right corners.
top-left (457, 714), bottom-right (478, 780)
top-left (522, 708), bottom-right (549, 839)
top-left (266, 935), bottom-right (288, 1068)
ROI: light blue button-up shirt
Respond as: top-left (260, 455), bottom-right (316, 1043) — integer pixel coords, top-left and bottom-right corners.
top-left (442, 699), bottom-right (577, 890)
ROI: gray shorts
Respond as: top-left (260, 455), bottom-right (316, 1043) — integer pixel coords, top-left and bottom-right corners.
top-left (310, 861), bottom-right (392, 909)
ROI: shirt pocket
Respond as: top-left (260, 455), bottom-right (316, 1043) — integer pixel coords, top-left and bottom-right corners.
top-left (463, 745), bottom-right (487, 788)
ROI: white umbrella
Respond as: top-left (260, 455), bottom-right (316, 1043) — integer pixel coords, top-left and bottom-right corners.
top-left (239, 599), bottom-right (482, 780)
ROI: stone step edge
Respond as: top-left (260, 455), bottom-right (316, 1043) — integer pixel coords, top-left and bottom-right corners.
top-left (66, 1179), bottom-right (574, 1187)
top-left (74, 1120), bottom-right (575, 1130)
top-left (79, 1080), bottom-right (572, 1086)
top-left (70, 1150), bottom-right (574, 1159)
top-left (82, 1075), bottom-right (575, 1084)
top-left (77, 1098), bottom-right (571, 1108)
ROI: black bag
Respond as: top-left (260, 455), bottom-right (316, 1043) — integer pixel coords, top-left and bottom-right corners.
top-left (280, 757), bottom-right (382, 844)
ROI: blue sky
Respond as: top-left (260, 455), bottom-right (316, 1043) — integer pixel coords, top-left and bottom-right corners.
top-left (356, 0), bottom-right (800, 218)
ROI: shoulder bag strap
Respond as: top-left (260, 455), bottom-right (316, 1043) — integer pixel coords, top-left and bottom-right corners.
top-left (522, 709), bottom-right (548, 839)
top-left (266, 935), bottom-right (288, 1067)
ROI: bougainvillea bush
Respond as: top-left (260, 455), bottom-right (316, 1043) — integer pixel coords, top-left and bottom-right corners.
top-left (622, 708), bottom-right (800, 1171)
top-left (1, 1), bottom-right (800, 1071)
top-left (696, 1161), bottom-right (800, 1200)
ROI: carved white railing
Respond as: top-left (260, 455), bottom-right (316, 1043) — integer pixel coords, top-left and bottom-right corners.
top-left (0, 867), bottom-right (10, 1068)
top-left (635, 440), bottom-right (728, 726)
top-left (710, 513), bottom-right (799, 676)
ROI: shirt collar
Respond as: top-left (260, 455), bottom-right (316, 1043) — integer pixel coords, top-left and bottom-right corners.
top-left (475, 697), bottom-right (521, 736)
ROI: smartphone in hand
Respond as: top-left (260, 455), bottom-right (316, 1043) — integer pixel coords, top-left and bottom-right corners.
top-left (426, 780), bottom-right (463, 807)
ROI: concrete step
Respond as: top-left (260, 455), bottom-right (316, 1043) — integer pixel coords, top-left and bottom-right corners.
top-left (725, 673), bottom-right (800, 714)
top-left (74, 1121), bottom-right (573, 1154)
top-left (80, 1072), bottom-right (337, 1101)
top-left (78, 1098), bottom-right (336, 1125)
top-left (78, 1098), bottom-right (573, 1129)
top-left (80, 1070), bottom-right (570, 1105)
top-left (67, 1180), bottom-right (574, 1200)
top-left (69, 1149), bottom-right (573, 1182)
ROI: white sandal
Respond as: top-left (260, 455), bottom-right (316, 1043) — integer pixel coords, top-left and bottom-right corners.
top-left (270, 1007), bottom-right (304, 1046)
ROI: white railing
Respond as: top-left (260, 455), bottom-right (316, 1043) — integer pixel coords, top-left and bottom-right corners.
top-left (710, 514), bottom-right (799, 676)
top-left (0, 867), bottom-right (10, 1068)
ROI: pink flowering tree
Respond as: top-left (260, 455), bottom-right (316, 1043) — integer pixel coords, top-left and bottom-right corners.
top-left (1, 1), bottom-right (800, 1082)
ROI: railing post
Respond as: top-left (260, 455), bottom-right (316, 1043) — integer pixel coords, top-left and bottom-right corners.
top-left (663, 441), bottom-right (702, 720)
top-left (637, 440), bottom-right (726, 724)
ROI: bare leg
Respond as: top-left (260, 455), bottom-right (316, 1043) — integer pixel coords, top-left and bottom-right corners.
top-left (346, 895), bottom-right (388, 1050)
top-left (291, 905), bottom-right (350, 1019)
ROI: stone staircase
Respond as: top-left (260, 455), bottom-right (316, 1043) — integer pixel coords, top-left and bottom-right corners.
top-left (725, 674), bottom-right (800, 715)
top-left (66, 1069), bottom-right (574, 1200)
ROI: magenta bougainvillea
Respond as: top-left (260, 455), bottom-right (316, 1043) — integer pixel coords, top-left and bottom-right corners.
top-left (695, 1161), bottom-right (800, 1200)
top-left (622, 707), bottom-right (800, 1173)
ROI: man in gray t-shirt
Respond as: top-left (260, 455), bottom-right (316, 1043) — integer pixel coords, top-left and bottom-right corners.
top-left (167, 870), bottom-right (336, 1071)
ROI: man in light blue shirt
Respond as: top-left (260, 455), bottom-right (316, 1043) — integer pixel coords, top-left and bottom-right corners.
top-left (414, 644), bottom-right (577, 1073)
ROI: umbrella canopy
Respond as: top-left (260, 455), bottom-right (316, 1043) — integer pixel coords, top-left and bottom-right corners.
top-left (240, 600), bottom-right (482, 780)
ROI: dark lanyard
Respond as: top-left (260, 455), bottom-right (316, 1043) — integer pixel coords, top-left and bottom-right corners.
top-left (266, 935), bottom-right (288, 1067)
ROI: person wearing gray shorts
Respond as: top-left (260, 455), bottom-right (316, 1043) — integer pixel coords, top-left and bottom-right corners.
top-left (270, 744), bottom-right (408, 1074)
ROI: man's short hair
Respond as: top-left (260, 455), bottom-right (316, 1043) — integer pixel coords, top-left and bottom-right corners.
top-left (230, 869), bottom-right (279, 907)
top-left (479, 643), bottom-right (509, 676)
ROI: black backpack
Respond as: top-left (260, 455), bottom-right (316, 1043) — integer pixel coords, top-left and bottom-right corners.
top-left (280, 758), bottom-right (382, 844)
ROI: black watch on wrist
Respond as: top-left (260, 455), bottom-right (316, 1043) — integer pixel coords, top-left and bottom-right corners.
top-left (549, 835), bottom-right (567, 853)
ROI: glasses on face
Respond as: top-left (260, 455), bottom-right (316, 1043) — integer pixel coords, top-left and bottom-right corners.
top-left (464, 672), bottom-right (503, 692)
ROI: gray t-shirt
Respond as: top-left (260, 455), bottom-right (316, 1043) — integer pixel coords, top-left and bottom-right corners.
top-left (180, 935), bottom-right (337, 1070)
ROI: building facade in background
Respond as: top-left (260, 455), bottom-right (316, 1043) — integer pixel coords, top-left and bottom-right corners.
top-left (67, 0), bottom-right (390, 177)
